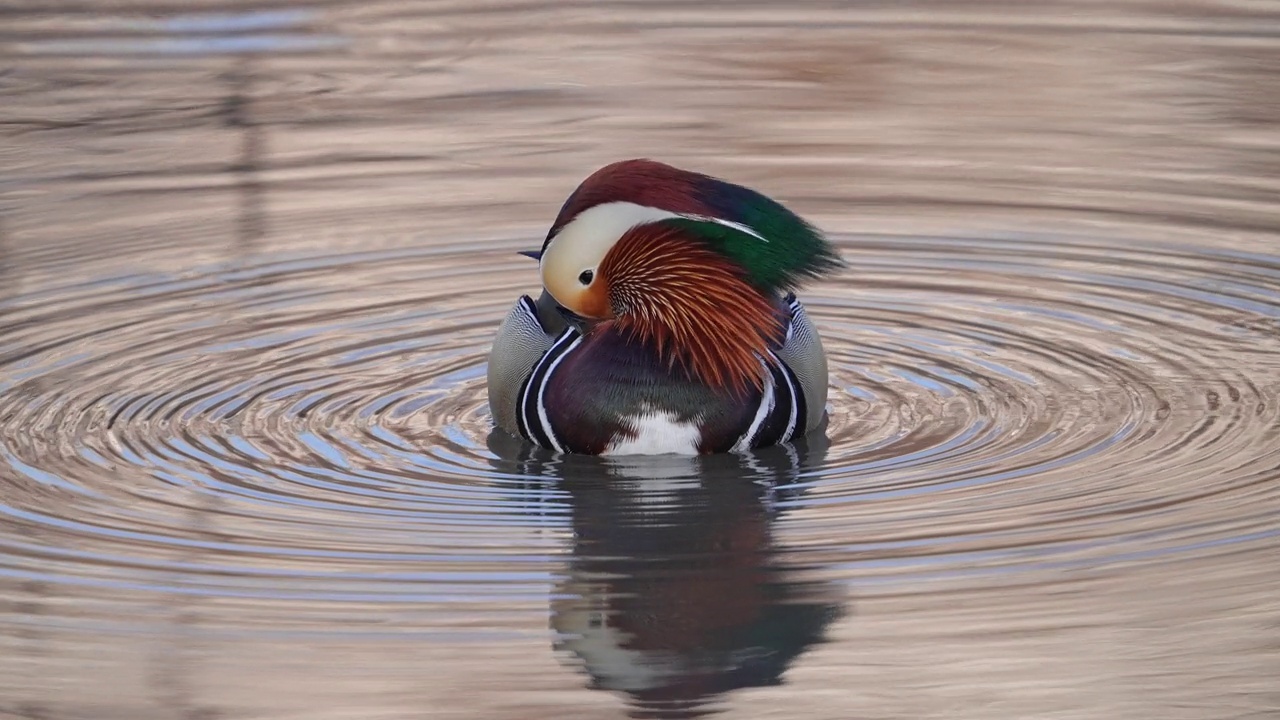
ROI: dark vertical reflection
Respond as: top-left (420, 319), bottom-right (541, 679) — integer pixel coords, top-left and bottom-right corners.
top-left (2, 219), bottom-right (45, 720)
top-left (223, 58), bottom-right (266, 258)
top-left (490, 431), bottom-right (847, 718)
top-left (13, 577), bottom-right (51, 719)
top-left (0, 214), bottom-right (12, 301)
top-left (148, 493), bottom-right (226, 720)
top-left (216, 55), bottom-right (277, 404)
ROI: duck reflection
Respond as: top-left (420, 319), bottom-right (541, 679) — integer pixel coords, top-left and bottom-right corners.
top-left (488, 429), bottom-right (846, 718)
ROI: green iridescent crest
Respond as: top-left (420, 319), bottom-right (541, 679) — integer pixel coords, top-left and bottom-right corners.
top-left (662, 213), bottom-right (843, 293)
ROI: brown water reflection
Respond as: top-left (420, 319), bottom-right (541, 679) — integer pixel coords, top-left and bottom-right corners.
top-left (3, 2), bottom-right (1280, 719)
top-left (490, 430), bottom-right (844, 718)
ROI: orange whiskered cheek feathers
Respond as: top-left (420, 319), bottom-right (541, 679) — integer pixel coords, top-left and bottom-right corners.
top-left (579, 281), bottom-right (613, 319)
top-left (599, 224), bottom-right (784, 395)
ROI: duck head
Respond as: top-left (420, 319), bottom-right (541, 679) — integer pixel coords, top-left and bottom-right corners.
top-left (535, 159), bottom-right (842, 394)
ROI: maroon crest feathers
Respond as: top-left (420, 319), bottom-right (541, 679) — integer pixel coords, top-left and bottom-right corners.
top-left (545, 159), bottom-right (712, 241)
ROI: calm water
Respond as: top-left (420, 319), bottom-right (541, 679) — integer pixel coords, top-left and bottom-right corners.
top-left (3, 2), bottom-right (1280, 718)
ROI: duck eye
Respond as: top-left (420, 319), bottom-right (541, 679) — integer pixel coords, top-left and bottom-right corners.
top-left (577, 269), bottom-right (594, 286)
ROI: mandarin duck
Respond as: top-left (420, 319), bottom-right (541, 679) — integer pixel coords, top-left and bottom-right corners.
top-left (488, 159), bottom-right (842, 455)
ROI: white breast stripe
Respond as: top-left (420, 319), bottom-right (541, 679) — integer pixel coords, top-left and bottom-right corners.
top-left (777, 353), bottom-right (800, 442)
top-left (732, 365), bottom-right (776, 453)
top-left (519, 328), bottom-right (577, 448)
top-left (535, 334), bottom-right (582, 453)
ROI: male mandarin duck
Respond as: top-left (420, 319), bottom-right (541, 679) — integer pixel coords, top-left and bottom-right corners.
top-left (488, 159), bottom-right (842, 455)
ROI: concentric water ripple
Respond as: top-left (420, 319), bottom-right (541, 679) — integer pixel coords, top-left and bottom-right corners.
top-left (8, 0), bottom-right (1280, 715)
top-left (2, 232), bottom-right (1279, 635)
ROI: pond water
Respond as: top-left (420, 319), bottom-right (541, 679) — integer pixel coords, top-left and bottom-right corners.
top-left (2, 2), bottom-right (1280, 718)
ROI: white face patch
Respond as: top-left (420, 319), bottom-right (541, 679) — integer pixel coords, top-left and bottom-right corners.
top-left (539, 201), bottom-right (767, 315)
top-left (603, 408), bottom-right (703, 456)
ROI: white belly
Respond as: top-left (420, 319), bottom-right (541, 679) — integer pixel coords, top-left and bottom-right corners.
top-left (602, 409), bottom-right (702, 456)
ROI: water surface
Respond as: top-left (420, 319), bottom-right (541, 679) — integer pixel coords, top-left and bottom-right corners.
top-left (3, 2), bottom-right (1280, 718)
